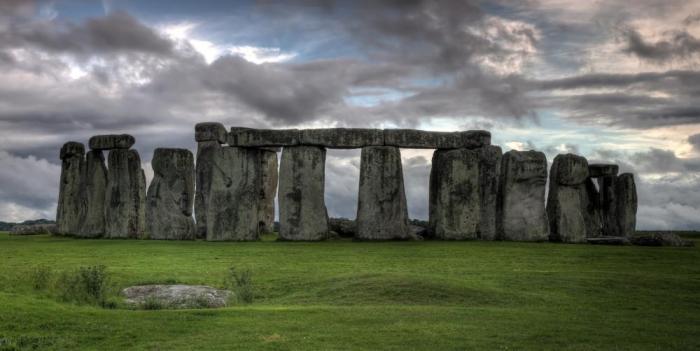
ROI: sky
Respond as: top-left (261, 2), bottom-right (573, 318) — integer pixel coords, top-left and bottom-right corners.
top-left (1, 0), bottom-right (700, 229)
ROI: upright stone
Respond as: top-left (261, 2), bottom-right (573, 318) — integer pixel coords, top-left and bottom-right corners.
top-left (546, 154), bottom-right (593, 243)
top-left (207, 147), bottom-right (262, 241)
top-left (259, 150), bottom-right (278, 233)
top-left (57, 142), bottom-right (85, 235)
top-left (356, 146), bottom-right (413, 240)
top-left (597, 175), bottom-right (619, 236)
top-left (194, 122), bottom-right (227, 239)
top-left (497, 150), bottom-right (549, 241)
top-left (477, 145), bottom-right (502, 240)
top-left (78, 150), bottom-right (107, 237)
top-left (278, 146), bottom-right (329, 240)
top-left (105, 149), bottom-right (146, 238)
top-left (146, 148), bottom-right (195, 240)
top-left (429, 149), bottom-right (480, 240)
top-left (615, 173), bottom-right (637, 237)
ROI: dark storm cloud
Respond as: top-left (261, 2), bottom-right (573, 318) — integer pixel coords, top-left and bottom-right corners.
top-left (621, 27), bottom-right (700, 63)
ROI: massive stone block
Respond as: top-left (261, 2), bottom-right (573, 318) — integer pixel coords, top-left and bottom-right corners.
top-left (258, 149), bottom-right (278, 233)
top-left (57, 142), bottom-right (85, 235)
top-left (229, 127), bottom-right (301, 147)
top-left (89, 134), bottom-right (135, 150)
top-left (207, 147), bottom-right (262, 241)
top-left (356, 146), bottom-right (413, 240)
top-left (547, 154), bottom-right (593, 243)
top-left (300, 128), bottom-right (384, 148)
top-left (195, 122), bottom-right (228, 143)
top-left (583, 178), bottom-right (602, 237)
top-left (384, 129), bottom-right (490, 149)
top-left (104, 149), bottom-right (146, 238)
top-left (497, 150), bottom-right (549, 241)
top-left (78, 150), bottom-right (107, 237)
top-left (615, 173), bottom-right (637, 237)
top-left (278, 146), bottom-right (329, 240)
top-left (597, 175), bottom-right (619, 236)
top-left (588, 164), bottom-right (619, 178)
top-left (146, 148), bottom-right (196, 240)
top-left (429, 149), bottom-right (480, 240)
top-left (477, 145), bottom-right (502, 240)
top-left (194, 141), bottom-right (221, 239)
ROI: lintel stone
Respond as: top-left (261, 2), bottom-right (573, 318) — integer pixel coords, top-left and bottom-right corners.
top-left (89, 134), bottom-right (135, 150)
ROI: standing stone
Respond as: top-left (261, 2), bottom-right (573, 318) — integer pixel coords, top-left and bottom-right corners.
top-left (497, 150), bottom-right (549, 241)
top-left (597, 175), bottom-right (619, 236)
top-left (195, 122), bottom-right (228, 143)
top-left (546, 154), bottom-right (592, 243)
top-left (105, 149), bottom-right (146, 238)
top-left (194, 141), bottom-right (221, 239)
top-left (57, 142), bottom-right (85, 235)
top-left (259, 150), bottom-right (278, 233)
top-left (583, 178), bottom-right (602, 237)
top-left (146, 148), bottom-right (195, 240)
top-left (356, 146), bottom-right (413, 240)
top-left (207, 147), bottom-right (262, 241)
top-left (429, 149), bottom-right (480, 240)
top-left (78, 150), bottom-right (107, 237)
top-left (477, 145), bottom-right (502, 240)
top-left (278, 146), bottom-right (329, 240)
top-left (615, 173), bottom-right (637, 237)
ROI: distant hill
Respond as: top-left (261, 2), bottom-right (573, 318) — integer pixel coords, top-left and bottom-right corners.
top-left (0, 219), bottom-right (55, 231)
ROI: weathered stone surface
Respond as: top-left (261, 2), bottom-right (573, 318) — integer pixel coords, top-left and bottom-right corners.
top-left (195, 122), bottom-right (228, 143)
top-left (146, 148), bottom-right (195, 240)
top-left (631, 232), bottom-right (694, 247)
top-left (122, 285), bottom-right (232, 309)
top-left (588, 164), bottom-right (619, 178)
top-left (597, 175), bottom-right (619, 236)
top-left (477, 145), bottom-right (502, 240)
top-left (587, 236), bottom-right (630, 245)
top-left (329, 217), bottom-right (356, 237)
top-left (300, 128), bottom-right (384, 148)
top-left (57, 142), bottom-right (85, 235)
top-left (547, 154), bottom-right (592, 243)
top-left (258, 149), bottom-right (278, 233)
top-left (429, 148), bottom-right (480, 240)
top-left (89, 134), bottom-right (135, 150)
top-left (583, 178), bottom-right (602, 237)
top-left (104, 149), bottom-right (146, 238)
top-left (384, 129), bottom-right (490, 149)
top-left (278, 146), bottom-right (329, 240)
top-left (207, 147), bottom-right (262, 241)
top-left (497, 150), bottom-right (549, 241)
top-left (10, 223), bottom-right (57, 235)
top-left (194, 141), bottom-right (221, 239)
top-left (356, 146), bottom-right (413, 240)
top-left (229, 127), bottom-right (301, 147)
top-left (78, 150), bottom-right (107, 238)
top-left (616, 173), bottom-right (637, 237)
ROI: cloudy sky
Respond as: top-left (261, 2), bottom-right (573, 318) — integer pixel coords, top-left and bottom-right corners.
top-left (1, 0), bottom-right (700, 229)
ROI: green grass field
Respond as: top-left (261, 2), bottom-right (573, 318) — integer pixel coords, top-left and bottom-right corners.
top-left (0, 232), bottom-right (699, 350)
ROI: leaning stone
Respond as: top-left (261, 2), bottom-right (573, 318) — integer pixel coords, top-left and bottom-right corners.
top-left (229, 127), bottom-right (301, 147)
top-left (497, 150), bottom-right (549, 241)
top-left (89, 134), bottom-right (135, 150)
top-left (477, 145), bottom-right (502, 240)
top-left (546, 154), bottom-right (591, 243)
top-left (615, 173), bottom-right (637, 237)
top-left (258, 149), bottom-right (278, 233)
top-left (104, 149), bottom-right (146, 238)
top-left (356, 146), bottom-right (413, 240)
top-left (78, 150), bottom-right (107, 238)
top-left (57, 141), bottom-right (85, 235)
top-left (206, 147), bottom-right (262, 241)
top-left (278, 146), bottom-right (329, 241)
top-left (195, 122), bottom-right (228, 143)
top-left (587, 236), bottom-right (630, 245)
top-left (194, 141), bottom-right (221, 239)
top-left (631, 233), bottom-right (694, 247)
top-left (384, 129), bottom-right (490, 149)
top-left (429, 148), bottom-right (480, 240)
top-left (121, 285), bottom-right (232, 309)
top-left (300, 128), bottom-right (384, 148)
top-left (588, 164), bottom-right (619, 178)
top-left (146, 148), bottom-right (195, 240)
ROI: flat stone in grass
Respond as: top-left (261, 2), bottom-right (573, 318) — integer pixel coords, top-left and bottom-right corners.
top-left (630, 233), bottom-right (695, 247)
top-left (122, 285), bottom-right (232, 309)
top-left (587, 236), bottom-right (631, 245)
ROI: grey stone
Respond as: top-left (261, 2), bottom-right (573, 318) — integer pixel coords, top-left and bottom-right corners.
top-left (122, 285), bottom-right (232, 309)
top-left (384, 129), bottom-right (490, 149)
top-left (229, 127), bottom-right (301, 147)
top-left (258, 149), bottom-right (278, 233)
top-left (278, 146), bottom-right (329, 240)
top-left (195, 122), bottom-right (228, 143)
top-left (429, 148), bottom-right (480, 240)
top-left (616, 173), bottom-right (637, 237)
top-left (206, 147), bottom-right (262, 241)
top-left (631, 232), bottom-right (694, 247)
top-left (329, 217), bottom-right (356, 237)
top-left (89, 134), bottom-right (135, 150)
top-left (588, 164), bottom-right (619, 178)
top-left (597, 175), bottom-right (619, 236)
top-left (477, 145), bottom-right (502, 240)
top-left (583, 178), bottom-right (602, 237)
top-left (547, 154), bottom-right (592, 243)
top-left (194, 141), bottom-right (221, 239)
top-left (552, 153), bottom-right (589, 186)
top-left (497, 150), bottom-right (549, 241)
top-left (57, 142), bottom-right (85, 235)
top-left (104, 149), bottom-right (146, 238)
top-left (356, 146), bottom-right (413, 240)
top-left (587, 236), bottom-right (631, 245)
top-left (78, 150), bottom-right (107, 238)
top-left (300, 128), bottom-right (384, 148)
top-left (146, 148), bottom-right (195, 240)
top-left (10, 223), bottom-right (57, 235)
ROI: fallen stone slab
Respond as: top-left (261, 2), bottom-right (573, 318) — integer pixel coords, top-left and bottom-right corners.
top-left (10, 223), bottom-right (57, 235)
top-left (384, 129), bottom-right (490, 149)
top-left (229, 127), bottom-right (301, 147)
top-left (589, 164), bottom-right (619, 178)
top-left (300, 128), bottom-right (384, 148)
top-left (57, 141), bottom-right (85, 235)
top-left (630, 233), bottom-right (694, 247)
top-left (121, 285), bottom-right (232, 309)
top-left (195, 122), bottom-right (228, 143)
top-left (587, 236), bottom-right (630, 245)
top-left (89, 134), bottom-right (135, 150)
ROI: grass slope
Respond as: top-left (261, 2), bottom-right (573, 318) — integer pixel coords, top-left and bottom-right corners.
top-left (0, 232), bottom-right (698, 350)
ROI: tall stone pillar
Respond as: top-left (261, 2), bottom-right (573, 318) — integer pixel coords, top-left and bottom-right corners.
top-left (278, 146), bottom-right (328, 241)
top-left (105, 149), bottom-right (146, 238)
top-left (146, 148), bottom-right (196, 240)
top-left (546, 154), bottom-right (594, 243)
top-left (259, 149), bottom-right (279, 233)
top-left (356, 146), bottom-right (413, 240)
top-left (206, 147), bottom-right (262, 241)
top-left (194, 122), bottom-right (228, 239)
top-left (598, 174), bottom-right (619, 236)
top-left (616, 173), bottom-right (637, 237)
top-left (78, 150), bottom-right (107, 237)
top-left (429, 148), bottom-right (480, 240)
top-left (57, 142), bottom-right (85, 235)
top-left (477, 145), bottom-right (502, 240)
top-left (497, 150), bottom-right (549, 241)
